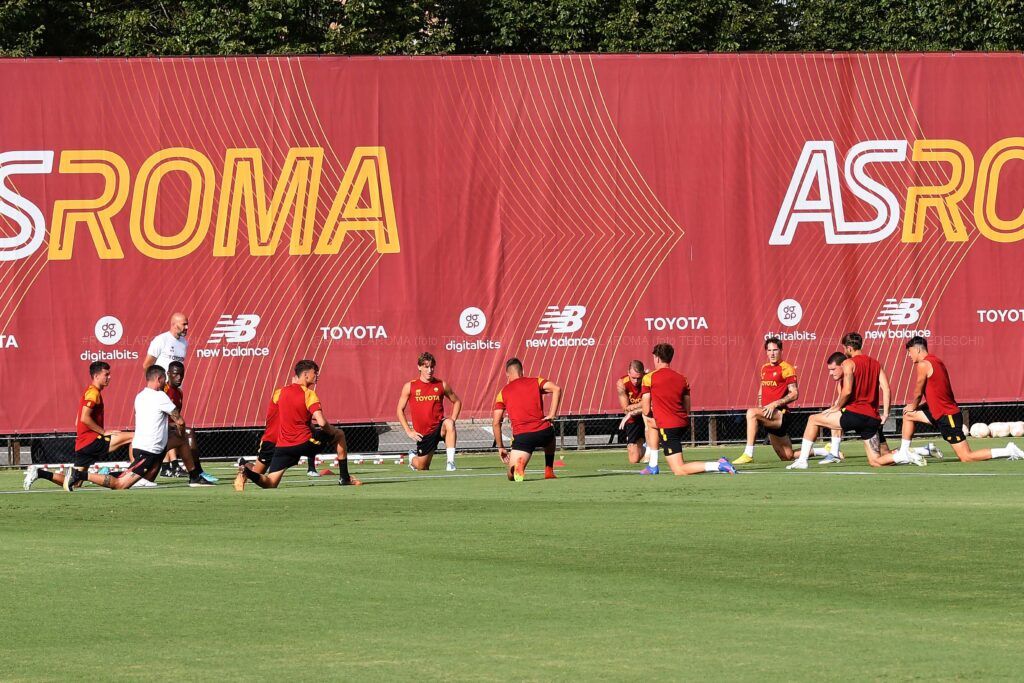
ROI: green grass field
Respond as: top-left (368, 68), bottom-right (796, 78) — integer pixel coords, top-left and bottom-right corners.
top-left (2, 442), bottom-right (1023, 681)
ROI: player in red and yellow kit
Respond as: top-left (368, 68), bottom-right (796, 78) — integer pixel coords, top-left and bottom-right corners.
top-left (158, 361), bottom-right (216, 486)
top-left (492, 358), bottom-right (561, 481)
top-left (397, 352), bottom-right (463, 471)
top-left (639, 343), bottom-right (735, 476)
top-left (235, 360), bottom-right (358, 489)
top-left (733, 337), bottom-right (800, 464)
top-left (25, 361), bottom-right (133, 489)
top-left (900, 336), bottom-right (1022, 462)
top-left (616, 360), bottom-right (659, 464)
top-left (788, 332), bottom-right (924, 469)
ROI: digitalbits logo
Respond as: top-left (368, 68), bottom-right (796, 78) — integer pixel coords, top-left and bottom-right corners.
top-left (95, 316), bottom-right (124, 346)
top-left (776, 299), bottom-right (802, 328)
top-left (459, 307), bottom-right (487, 336)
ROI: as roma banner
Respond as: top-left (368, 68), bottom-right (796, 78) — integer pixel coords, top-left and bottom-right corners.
top-left (1, 54), bottom-right (1022, 433)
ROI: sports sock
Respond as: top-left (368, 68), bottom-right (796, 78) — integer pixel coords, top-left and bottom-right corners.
top-left (911, 446), bottom-right (929, 456)
top-left (242, 467), bottom-right (262, 482)
top-left (545, 451), bottom-right (554, 469)
top-left (704, 461), bottom-right (719, 472)
top-left (830, 436), bottom-right (842, 454)
top-left (337, 458), bottom-right (350, 482)
top-left (991, 446), bottom-right (1011, 459)
top-left (797, 439), bottom-right (813, 462)
top-left (899, 439), bottom-right (911, 456)
top-left (38, 469), bottom-right (54, 481)
top-left (307, 457), bottom-right (317, 472)
top-left (187, 464), bottom-right (205, 478)
top-left (742, 445), bottom-right (754, 457)
top-left (647, 447), bottom-right (660, 469)
top-left (446, 447), bottom-right (455, 465)
top-left (892, 450), bottom-right (911, 464)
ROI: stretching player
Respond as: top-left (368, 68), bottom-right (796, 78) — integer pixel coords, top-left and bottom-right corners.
top-left (492, 358), bottom-right (561, 482)
top-left (60, 365), bottom-right (186, 491)
top-left (24, 361), bottom-right (133, 490)
top-left (397, 352), bottom-right (463, 471)
top-left (640, 343), bottom-right (735, 476)
top-left (899, 336), bottom-right (1022, 462)
top-left (788, 332), bottom-right (924, 470)
top-left (235, 360), bottom-right (358, 489)
top-left (160, 361), bottom-right (217, 486)
top-left (733, 337), bottom-right (799, 464)
top-left (616, 360), bottom-right (659, 465)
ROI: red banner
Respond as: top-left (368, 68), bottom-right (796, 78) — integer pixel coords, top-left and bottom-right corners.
top-left (1, 54), bottom-right (1022, 433)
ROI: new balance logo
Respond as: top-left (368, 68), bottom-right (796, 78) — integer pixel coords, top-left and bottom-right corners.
top-left (874, 298), bottom-right (922, 326)
top-left (207, 314), bottom-right (261, 343)
top-left (535, 305), bottom-right (586, 334)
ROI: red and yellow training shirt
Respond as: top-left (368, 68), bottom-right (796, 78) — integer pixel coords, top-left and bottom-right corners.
top-left (163, 384), bottom-right (183, 413)
top-left (923, 354), bottom-right (959, 418)
top-left (621, 376), bottom-right (643, 424)
top-left (276, 384), bottom-right (322, 448)
top-left (260, 387), bottom-right (283, 444)
top-left (494, 376), bottom-right (550, 435)
top-left (408, 377), bottom-right (445, 434)
top-left (760, 361), bottom-right (797, 406)
top-left (641, 368), bottom-right (690, 429)
top-left (845, 354), bottom-right (881, 420)
top-left (74, 385), bottom-right (104, 451)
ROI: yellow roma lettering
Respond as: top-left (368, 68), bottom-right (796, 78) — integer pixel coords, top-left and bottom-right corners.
top-left (49, 150), bottom-right (130, 260)
top-left (902, 140), bottom-right (973, 243)
top-left (213, 148), bottom-right (324, 256)
top-left (130, 148), bottom-right (215, 259)
top-left (315, 147), bottom-right (400, 255)
top-left (974, 137), bottom-right (1024, 243)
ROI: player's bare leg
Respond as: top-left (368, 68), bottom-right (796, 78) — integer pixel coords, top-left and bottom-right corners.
top-left (237, 466), bottom-right (286, 489)
top-left (626, 440), bottom-right (643, 464)
top-left (442, 419), bottom-right (458, 471)
top-left (664, 453), bottom-right (735, 476)
top-left (788, 411), bottom-right (842, 469)
top-left (510, 449), bottom-right (531, 482)
top-left (410, 451), bottom-right (433, 471)
top-left (768, 434), bottom-right (795, 461)
top-left (639, 419), bottom-right (661, 474)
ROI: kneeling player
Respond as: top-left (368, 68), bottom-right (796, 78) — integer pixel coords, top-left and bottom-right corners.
top-left (397, 352), bottom-right (462, 471)
top-left (235, 360), bottom-right (357, 489)
top-left (617, 360), bottom-right (660, 466)
top-left (642, 343), bottom-right (735, 476)
top-left (899, 336), bottom-right (1022, 462)
top-left (492, 358), bottom-right (561, 481)
top-left (734, 337), bottom-right (799, 464)
top-left (25, 361), bottom-right (134, 490)
top-left (788, 334), bottom-right (923, 470)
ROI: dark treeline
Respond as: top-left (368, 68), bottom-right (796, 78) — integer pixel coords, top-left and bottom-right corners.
top-left (3, 0), bottom-right (1024, 57)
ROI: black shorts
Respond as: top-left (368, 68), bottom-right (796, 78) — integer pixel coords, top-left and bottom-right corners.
top-left (622, 418), bottom-right (645, 444)
top-left (659, 427), bottom-right (687, 456)
top-left (73, 434), bottom-right (111, 467)
top-left (127, 448), bottom-right (164, 477)
top-left (840, 410), bottom-right (883, 440)
top-left (764, 410), bottom-right (793, 438)
top-left (920, 405), bottom-right (966, 444)
top-left (416, 422), bottom-right (444, 456)
top-left (268, 439), bottom-right (320, 474)
top-left (257, 440), bottom-right (275, 465)
top-left (510, 427), bottom-right (555, 455)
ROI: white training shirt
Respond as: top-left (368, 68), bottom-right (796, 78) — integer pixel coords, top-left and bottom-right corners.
top-left (132, 387), bottom-right (178, 454)
top-left (147, 331), bottom-right (188, 370)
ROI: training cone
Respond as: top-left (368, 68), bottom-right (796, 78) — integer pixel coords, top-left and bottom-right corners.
top-left (554, 459), bottom-right (567, 468)
top-left (319, 468), bottom-right (333, 476)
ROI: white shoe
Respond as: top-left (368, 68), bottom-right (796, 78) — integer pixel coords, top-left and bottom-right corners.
top-left (306, 470), bottom-right (321, 478)
top-left (908, 452), bottom-right (928, 467)
top-left (926, 442), bottom-right (943, 459)
top-left (786, 459), bottom-right (808, 470)
top-left (408, 450), bottom-right (417, 471)
top-left (23, 465), bottom-right (40, 490)
top-left (446, 461), bottom-right (456, 471)
top-left (132, 478), bottom-right (158, 488)
top-left (1007, 442), bottom-right (1024, 461)
top-left (640, 453), bottom-right (651, 464)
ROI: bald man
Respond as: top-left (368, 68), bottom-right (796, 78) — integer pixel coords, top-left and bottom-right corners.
top-left (144, 312), bottom-right (189, 371)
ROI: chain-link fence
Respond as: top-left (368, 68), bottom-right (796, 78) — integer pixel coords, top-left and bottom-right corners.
top-left (5, 402), bottom-right (1023, 467)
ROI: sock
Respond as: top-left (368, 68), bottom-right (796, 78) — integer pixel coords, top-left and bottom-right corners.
top-left (647, 447), bottom-right (660, 469)
top-left (307, 457), bottom-right (317, 472)
top-left (797, 439), bottom-right (813, 462)
top-left (991, 446), bottom-right (1011, 459)
top-left (899, 439), bottom-right (911, 456)
top-left (911, 446), bottom-right (929, 456)
top-left (446, 447), bottom-right (455, 465)
top-left (38, 469), bottom-right (54, 481)
top-left (830, 436), bottom-right (842, 454)
top-left (742, 445), bottom-right (754, 457)
top-left (892, 450), bottom-right (911, 464)
top-left (338, 458), bottom-right (350, 482)
top-left (545, 451), bottom-right (554, 469)
top-left (187, 464), bottom-right (204, 478)
top-left (704, 461), bottom-right (720, 472)
top-left (242, 467), bottom-right (262, 482)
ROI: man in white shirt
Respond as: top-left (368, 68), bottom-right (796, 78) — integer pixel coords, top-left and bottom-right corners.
top-left (66, 365), bottom-right (189, 491)
top-left (143, 312), bottom-right (189, 371)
